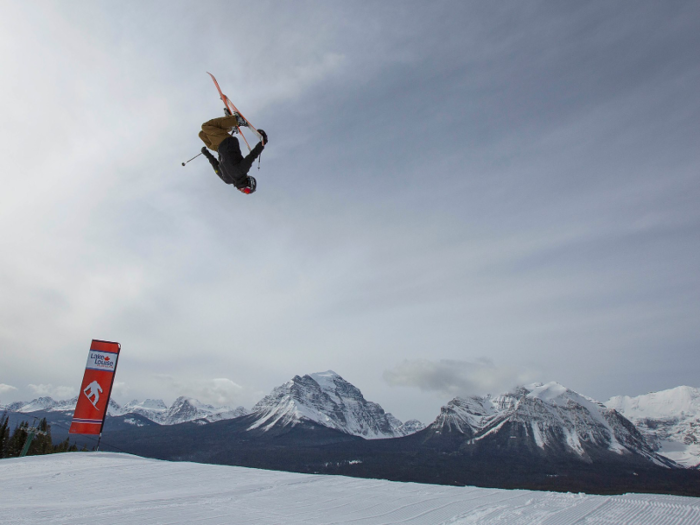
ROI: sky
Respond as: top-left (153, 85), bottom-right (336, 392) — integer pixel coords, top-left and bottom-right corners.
top-left (1, 1), bottom-right (699, 424)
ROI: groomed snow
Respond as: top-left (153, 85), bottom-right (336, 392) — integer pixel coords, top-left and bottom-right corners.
top-left (1, 453), bottom-right (699, 524)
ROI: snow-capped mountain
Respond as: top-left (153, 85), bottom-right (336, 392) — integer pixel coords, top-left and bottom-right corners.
top-left (248, 371), bottom-right (422, 439)
top-left (8, 396), bottom-right (59, 412)
top-left (3, 396), bottom-right (79, 413)
top-left (122, 399), bottom-right (169, 420)
top-left (2, 396), bottom-right (247, 426)
top-left (2, 372), bottom-right (421, 439)
top-left (161, 396), bottom-right (247, 425)
top-left (423, 382), bottom-right (673, 466)
top-left (387, 414), bottom-right (425, 436)
top-left (2, 396), bottom-right (125, 416)
top-left (606, 386), bottom-right (700, 468)
top-left (399, 419), bottom-right (426, 434)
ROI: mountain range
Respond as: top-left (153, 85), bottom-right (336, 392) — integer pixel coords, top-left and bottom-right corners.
top-left (423, 381), bottom-right (672, 466)
top-left (2, 395), bottom-right (248, 426)
top-left (4, 371), bottom-right (700, 494)
top-left (1, 371), bottom-right (423, 439)
top-left (4, 372), bottom-right (698, 468)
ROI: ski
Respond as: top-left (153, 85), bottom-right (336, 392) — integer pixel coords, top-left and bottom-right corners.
top-left (207, 72), bottom-right (262, 152)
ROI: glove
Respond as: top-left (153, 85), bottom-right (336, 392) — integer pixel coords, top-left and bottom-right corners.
top-left (258, 129), bottom-right (268, 145)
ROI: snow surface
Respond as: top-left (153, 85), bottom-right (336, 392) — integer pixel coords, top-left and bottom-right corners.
top-left (1, 453), bottom-right (699, 525)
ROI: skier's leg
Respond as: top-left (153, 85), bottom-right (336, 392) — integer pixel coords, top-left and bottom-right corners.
top-left (199, 131), bottom-right (214, 150)
top-left (200, 116), bottom-right (240, 151)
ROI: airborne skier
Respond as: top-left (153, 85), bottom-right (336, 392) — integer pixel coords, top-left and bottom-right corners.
top-left (199, 114), bottom-right (268, 194)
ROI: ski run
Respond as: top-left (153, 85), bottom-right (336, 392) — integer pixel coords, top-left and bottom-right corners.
top-left (1, 453), bottom-right (699, 524)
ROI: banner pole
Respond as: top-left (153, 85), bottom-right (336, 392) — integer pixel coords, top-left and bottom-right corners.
top-left (96, 433), bottom-right (102, 452)
top-left (98, 342), bottom-right (121, 438)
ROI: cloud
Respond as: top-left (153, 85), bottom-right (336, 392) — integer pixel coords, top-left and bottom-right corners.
top-left (111, 382), bottom-right (129, 400)
top-left (383, 358), bottom-right (538, 398)
top-left (28, 384), bottom-right (77, 400)
top-left (154, 376), bottom-right (244, 407)
top-left (0, 384), bottom-right (17, 395)
top-left (0, 1), bottom-right (698, 424)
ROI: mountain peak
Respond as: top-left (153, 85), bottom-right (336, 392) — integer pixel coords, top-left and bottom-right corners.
top-left (310, 370), bottom-right (340, 379)
top-left (607, 386), bottom-right (700, 420)
top-left (17, 397), bottom-right (58, 412)
top-left (308, 370), bottom-right (341, 391)
top-left (526, 382), bottom-right (568, 401)
top-left (248, 372), bottom-right (417, 439)
top-left (606, 386), bottom-right (700, 468)
top-left (427, 383), bottom-right (669, 466)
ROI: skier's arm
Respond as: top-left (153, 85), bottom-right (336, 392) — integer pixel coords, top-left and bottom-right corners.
top-left (238, 130), bottom-right (267, 173)
top-left (239, 141), bottom-right (264, 174)
top-left (201, 147), bottom-right (220, 173)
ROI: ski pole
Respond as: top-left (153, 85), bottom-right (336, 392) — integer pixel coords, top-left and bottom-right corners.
top-left (182, 152), bottom-right (202, 166)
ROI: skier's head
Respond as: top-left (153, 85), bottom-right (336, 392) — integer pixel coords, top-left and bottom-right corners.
top-left (238, 176), bottom-right (257, 195)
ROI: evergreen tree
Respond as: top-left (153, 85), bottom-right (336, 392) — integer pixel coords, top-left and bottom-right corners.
top-left (27, 418), bottom-right (53, 456)
top-left (6, 421), bottom-right (28, 457)
top-left (0, 413), bottom-right (9, 459)
top-left (53, 436), bottom-right (80, 453)
top-left (0, 417), bottom-right (82, 458)
top-left (54, 437), bottom-right (71, 453)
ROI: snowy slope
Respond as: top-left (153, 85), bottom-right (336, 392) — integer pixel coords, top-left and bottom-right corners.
top-left (248, 371), bottom-right (421, 438)
top-left (1, 453), bottom-right (698, 525)
top-left (607, 386), bottom-right (700, 468)
top-left (429, 382), bottom-right (670, 465)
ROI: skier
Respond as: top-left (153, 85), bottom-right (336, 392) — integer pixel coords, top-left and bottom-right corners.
top-left (199, 114), bottom-right (268, 194)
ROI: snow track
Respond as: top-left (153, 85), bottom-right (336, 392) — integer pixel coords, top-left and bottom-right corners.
top-left (1, 453), bottom-right (699, 524)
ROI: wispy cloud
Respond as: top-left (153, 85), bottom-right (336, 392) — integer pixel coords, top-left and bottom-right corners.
top-left (28, 384), bottom-right (76, 400)
top-left (0, 384), bottom-right (17, 396)
top-left (383, 358), bottom-right (538, 398)
top-left (0, 1), bottom-right (698, 422)
top-left (154, 376), bottom-right (245, 407)
top-left (111, 381), bottom-right (129, 400)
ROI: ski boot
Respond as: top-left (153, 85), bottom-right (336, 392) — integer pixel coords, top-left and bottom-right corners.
top-left (223, 107), bottom-right (247, 127)
top-left (233, 112), bottom-right (247, 128)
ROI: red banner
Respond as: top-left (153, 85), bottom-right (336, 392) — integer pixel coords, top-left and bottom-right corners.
top-left (69, 339), bottom-right (121, 435)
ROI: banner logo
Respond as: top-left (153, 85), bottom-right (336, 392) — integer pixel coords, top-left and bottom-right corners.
top-left (83, 380), bottom-right (103, 409)
top-left (86, 350), bottom-right (118, 371)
